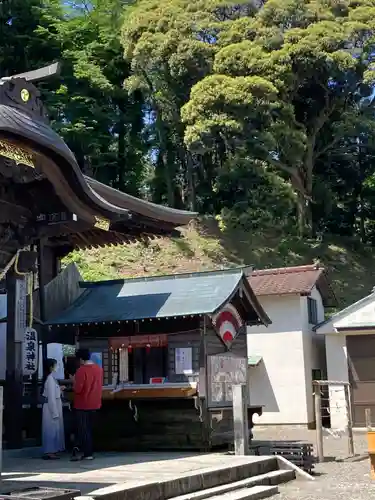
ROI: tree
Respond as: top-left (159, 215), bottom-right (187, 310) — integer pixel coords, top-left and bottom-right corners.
top-left (214, 154), bottom-right (296, 231)
top-left (314, 99), bottom-right (375, 242)
top-left (0, 0), bottom-right (63, 77)
top-left (181, 0), bottom-right (375, 235)
top-left (0, 0), bottom-right (148, 196)
top-left (46, 0), bottom-right (148, 196)
top-left (122, 0), bottom-right (230, 209)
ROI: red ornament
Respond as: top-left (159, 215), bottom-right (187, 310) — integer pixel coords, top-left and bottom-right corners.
top-left (222, 331), bottom-right (234, 342)
top-left (128, 345), bottom-right (132, 354)
top-left (146, 343), bottom-right (151, 354)
top-left (212, 304), bottom-right (243, 349)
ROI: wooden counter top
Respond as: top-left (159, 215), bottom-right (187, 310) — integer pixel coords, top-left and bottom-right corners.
top-left (110, 385), bottom-right (197, 399)
top-left (65, 383), bottom-right (198, 401)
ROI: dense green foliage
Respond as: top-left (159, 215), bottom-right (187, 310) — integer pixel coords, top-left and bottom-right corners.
top-left (2, 0), bottom-right (375, 242)
top-left (1, 0), bottom-right (147, 195)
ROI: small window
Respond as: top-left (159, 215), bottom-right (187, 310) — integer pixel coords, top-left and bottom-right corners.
top-left (308, 297), bottom-right (318, 325)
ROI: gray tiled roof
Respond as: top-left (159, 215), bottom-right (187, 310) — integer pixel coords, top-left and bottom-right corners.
top-left (47, 269), bottom-right (250, 325)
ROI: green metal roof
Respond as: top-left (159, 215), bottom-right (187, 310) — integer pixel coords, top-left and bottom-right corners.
top-left (47, 269), bottom-right (269, 326)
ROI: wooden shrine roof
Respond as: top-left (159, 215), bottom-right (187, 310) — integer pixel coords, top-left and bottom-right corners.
top-left (0, 66), bottom-right (196, 268)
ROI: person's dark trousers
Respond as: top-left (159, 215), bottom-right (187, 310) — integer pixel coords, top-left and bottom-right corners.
top-left (76, 409), bottom-right (95, 457)
top-left (64, 407), bottom-right (75, 452)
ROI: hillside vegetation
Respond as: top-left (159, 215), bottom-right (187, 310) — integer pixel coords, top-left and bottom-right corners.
top-left (63, 220), bottom-right (375, 311)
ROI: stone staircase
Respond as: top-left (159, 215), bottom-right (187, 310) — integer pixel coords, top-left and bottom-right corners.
top-left (81, 455), bottom-right (303, 500)
top-left (170, 467), bottom-right (295, 500)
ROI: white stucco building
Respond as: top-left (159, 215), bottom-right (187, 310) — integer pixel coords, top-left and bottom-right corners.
top-left (246, 265), bottom-right (335, 426)
top-left (315, 290), bottom-right (375, 430)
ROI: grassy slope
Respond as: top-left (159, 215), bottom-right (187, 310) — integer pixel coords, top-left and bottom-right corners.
top-left (63, 218), bottom-right (375, 310)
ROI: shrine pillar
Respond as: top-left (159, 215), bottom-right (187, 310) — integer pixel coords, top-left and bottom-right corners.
top-left (5, 270), bottom-right (25, 448)
top-left (4, 251), bottom-right (37, 448)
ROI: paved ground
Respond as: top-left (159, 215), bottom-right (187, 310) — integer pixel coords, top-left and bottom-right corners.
top-left (1, 427), bottom-right (374, 499)
top-left (0, 451), bottom-right (268, 496)
top-left (254, 426), bottom-right (374, 499)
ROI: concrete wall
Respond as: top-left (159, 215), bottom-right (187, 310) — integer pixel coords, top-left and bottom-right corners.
top-left (247, 287), bottom-right (326, 425)
top-left (325, 333), bottom-right (348, 429)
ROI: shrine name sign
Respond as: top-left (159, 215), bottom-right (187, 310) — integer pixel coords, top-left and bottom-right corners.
top-left (23, 327), bottom-right (38, 375)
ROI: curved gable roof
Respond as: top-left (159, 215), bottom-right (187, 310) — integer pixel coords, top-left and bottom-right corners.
top-left (0, 102), bottom-right (196, 228)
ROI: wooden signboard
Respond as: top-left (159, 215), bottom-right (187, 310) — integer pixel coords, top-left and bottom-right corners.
top-left (207, 354), bottom-right (247, 408)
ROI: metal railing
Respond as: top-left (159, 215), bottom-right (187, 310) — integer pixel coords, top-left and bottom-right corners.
top-left (313, 380), bottom-right (354, 462)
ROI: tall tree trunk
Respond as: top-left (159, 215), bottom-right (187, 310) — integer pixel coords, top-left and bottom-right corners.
top-left (358, 147), bottom-right (366, 243)
top-left (176, 141), bottom-right (196, 211)
top-left (359, 190), bottom-right (366, 243)
top-left (117, 101), bottom-right (126, 191)
top-left (292, 171), bottom-right (312, 239)
top-left (154, 112), bottom-right (174, 207)
top-left (186, 152), bottom-right (196, 211)
top-left (293, 104), bottom-right (330, 237)
top-left (304, 139), bottom-right (315, 238)
top-left (164, 150), bottom-right (175, 208)
top-left (295, 190), bottom-right (313, 238)
top-left (296, 191), bottom-right (307, 238)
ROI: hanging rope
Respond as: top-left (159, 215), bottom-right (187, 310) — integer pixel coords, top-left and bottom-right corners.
top-left (0, 251), bottom-right (19, 282)
top-left (0, 249), bottom-right (34, 328)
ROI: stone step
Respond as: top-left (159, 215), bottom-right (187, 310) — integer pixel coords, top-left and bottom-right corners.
top-left (172, 470), bottom-right (294, 500)
top-left (203, 485), bottom-right (279, 500)
top-left (161, 456), bottom-right (279, 499)
top-left (79, 456), bottom-right (291, 500)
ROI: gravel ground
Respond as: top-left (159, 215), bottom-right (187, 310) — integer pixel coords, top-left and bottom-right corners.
top-left (254, 426), bottom-right (375, 499)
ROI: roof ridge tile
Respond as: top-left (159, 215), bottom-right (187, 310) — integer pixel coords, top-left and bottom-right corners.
top-left (252, 264), bottom-right (321, 276)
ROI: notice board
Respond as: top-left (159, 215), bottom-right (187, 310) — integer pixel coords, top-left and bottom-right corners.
top-left (207, 354), bottom-right (247, 407)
